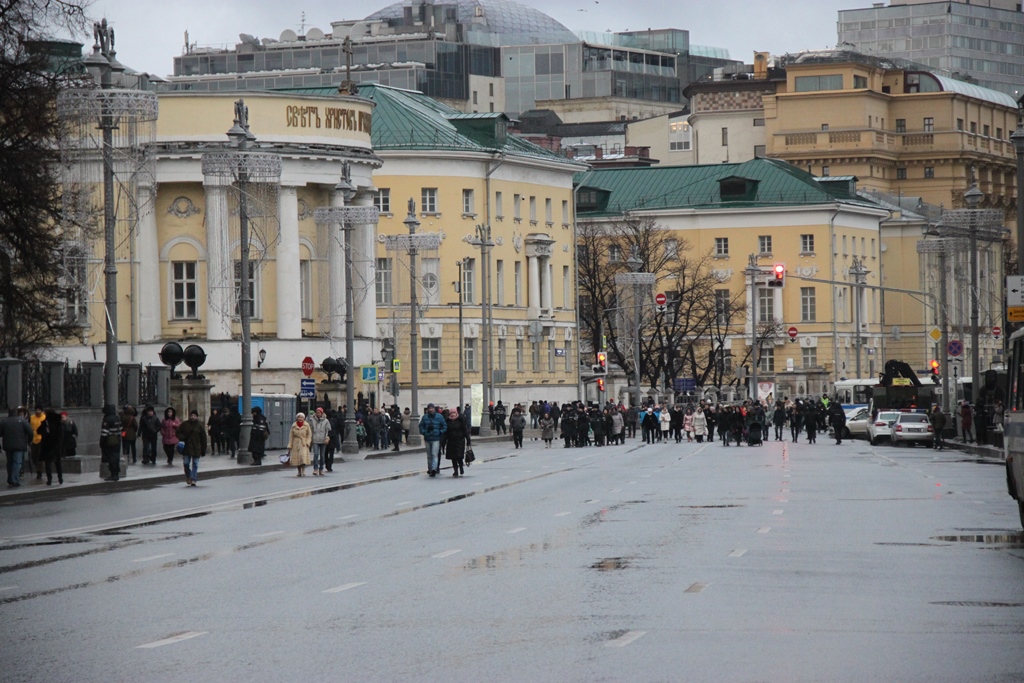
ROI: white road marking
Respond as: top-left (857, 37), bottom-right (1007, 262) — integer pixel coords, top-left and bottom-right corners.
top-left (585, 499), bottom-right (600, 504)
top-left (131, 553), bottom-right (174, 563)
top-left (729, 549), bottom-right (747, 558)
top-left (0, 585), bottom-right (17, 592)
top-left (773, 509), bottom-right (784, 515)
top-left (555, 511), bottom-right (572, 517)
top-left (609, 488), bottom-right (622, 493)
top-left (605, 630), bottom-right (647, 647)
top-left (396, 501), bottom-right (412, 506)
top-left (323, 582), bottom-right (366, 594)
top-left (640, 475), bottom-right (651, 478)
top-left (685, 582), bottom-right (709, 593)
top-left (779, 499), bottom-right (789, 503)
top-left (136, 631), bottom-right (208, 649)
top-left (252, 531), bottom-right (285, 538)
top-left (507, 527), bottom-right (527, 534)
top-left (337, 514), bottom-right (360, 520)
top-left (438, 491), bottom-right (452, 495)
top-left (472, 482), bottom-right (483, 486)
top-left (757, 527), bottom-right (771, 533)
top-left (432, 549), bottom-right (462, 559)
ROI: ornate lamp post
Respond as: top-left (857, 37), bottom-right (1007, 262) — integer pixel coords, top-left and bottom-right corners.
top-left (314, 164), bottom-right (379, 455)
top-left (201, 100), bottom-right (281, 464)
top-left (964, 182), bottom-right (983, 404)
top-left (616, 248), bottom-right (654, 408)
top-left (744, 254), bottom-right (761, 402)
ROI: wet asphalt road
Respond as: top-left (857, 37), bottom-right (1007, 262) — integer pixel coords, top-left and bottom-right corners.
top-left (2, 435), bottom-right (1023, 683)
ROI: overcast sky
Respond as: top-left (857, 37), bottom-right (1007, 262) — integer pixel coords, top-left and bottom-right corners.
top-left (85, 0), bottom-right (859, 77)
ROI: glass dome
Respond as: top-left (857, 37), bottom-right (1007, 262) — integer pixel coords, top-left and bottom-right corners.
top-left (365, 0), bottom-right (579, 46)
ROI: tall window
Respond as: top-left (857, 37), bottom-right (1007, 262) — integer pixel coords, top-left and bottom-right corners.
top-left (548, 340), bottom-right (556, 372)
top-left (669, 120), bottom-right (691, 150)
top-left (758, 235), bottom-right (772, 254)
top-left (516, 339), bottom-right (524, 371)
top-left (172, 261), bottom-right (198, 320)
top-left (532, 340), bottom-right (541, 371)
top-left (721, 127), bottom-right (728, 146)
top-left (498, 338), bottom-right (506, 370)
top-left (233, 260), bottom-right (258, 318)
top-left (545, 198), bottom-right (552, 224)
top-left (529, 196), bottom-right (537, 223)
top-left (801, 234), bottom-right (815, 253)
top-left (801, 287), bottom-right (816, 322)
top-left (757, 288), bottom-right (774, 322)
top-left (923, 117), bottom-right (934, 132)
top-left (375, 257), bottom-right (392, 305)
top-left (609, 244), bottom-right (622, 262)
top-left (665, 239), bottom-right (678, 260)
top-left (421, 338), bottom-right (440, 371)
top-left (802, 347), bottom-right (817, 368)
top-left (464, 338), bottom-right (476, 371)
top-left (895, 118), bottom-right (906, 133)
top-left (562, 200), bottom-right (569, 225)
top-left (300, 259), bottom-right (312, 319)
top-left (462, 258), bottom-right (475, 304)
top-left (896, 168), bottom-right (907, 180)
top-left (496, 260), bottom-right (505, 305)
top-left (563, 265), bottom-right (571, 308)
top-left (514, 261), bottom-right (522, 306)
top-left (924, 167), bottom-right (934, 178)
top-left (373, 188), bottom-right (391, 213)
top-left (513, 194), bottom-right (522, 221)
top-left (759, 347), bottom-right (775, 373)
top-left (565, 343), bottom-right (573, 371)
top-left (495, 191), bottom-right (503, 219)
top-left (421, 257), bottom-right (440, 305)
top-left (462, 189), bottom-right (474, 215)
top-left (715, 289), bottom-right (731, 325)
top-left (715, 237), bottom-right (729, 256)
top-left (421, 187), bottom-right (437, 213)
top-left (63, 248), bottom-right (89, 324)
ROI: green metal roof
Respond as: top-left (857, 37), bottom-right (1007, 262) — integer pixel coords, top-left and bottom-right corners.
top-left (275, 84), bottom-right (581, 165)
top-left (574, 157), bottom-right (881, 216)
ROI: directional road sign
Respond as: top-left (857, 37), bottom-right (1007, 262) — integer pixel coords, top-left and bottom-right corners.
top-left (947, 340), bottom-right (963, 357)
top-left (1008, 275), bottom-right (1024, 306)
top-left (300, 378), bottom-right (316, 399)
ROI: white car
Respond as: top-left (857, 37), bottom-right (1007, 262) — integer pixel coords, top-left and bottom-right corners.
top-left (868, 410), bottom-right (901, 446)
top-left (891, 412), bottom-right (935, 447)
top-left (844, 407), bottom-right (871, 440)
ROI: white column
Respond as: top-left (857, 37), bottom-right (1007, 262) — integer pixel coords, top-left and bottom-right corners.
top-left (203, 177), bottom-right (233, 341)
top-left (352, 191), bottom-right (377, 339)
top-left (276, 187), bottom-right (303, 340)
top-left (541, 257), bottom-right (553, 315)
top-left (136, 183), bottom-right (162, 342)
top-left (327, 188), bottom-right (347, 339)
top-left (527, 254), bottom-right (540, 318)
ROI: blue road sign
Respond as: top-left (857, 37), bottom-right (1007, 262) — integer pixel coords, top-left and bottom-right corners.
top-left (673, 378), bottom-right (697, 393)
top-left (947, 340), bottom-right (964, 357)
top-left (300, 378), bottom-right (316, 399)
top-left (360, 365), bottom-right (378, 383)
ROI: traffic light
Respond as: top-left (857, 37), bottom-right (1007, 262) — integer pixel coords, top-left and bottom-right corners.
top-left (930, 359), bottom-right (940, 384)
top-left (596, 378), bottom-right (605, 392)
top-left (767, 263), bottom-right (785, 288)
top-left (592, 351), bottom-right (607, 376)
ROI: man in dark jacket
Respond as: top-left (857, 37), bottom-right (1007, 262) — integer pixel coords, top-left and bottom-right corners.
top-left (829, 403), bottom-right (846, 445)
top-left (175, 409), bottom-right (208, 486)
top-left (100, 405), bottom-right (123, 481)
top-left (419, 403), bottom-right (447, 476)
top-left (929, 405), bottom-right (948, 450)
top-left (1, 408), bottom-right (33, 487)
top-left (249, 406), bottom-right (269, 466)
top-left (139, 405), bottom-right (161, 465)
top-left (222, 406), bottom-right (241, 458)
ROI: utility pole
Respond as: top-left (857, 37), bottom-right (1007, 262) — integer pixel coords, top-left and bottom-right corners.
top-left (744, 254), bottom-right (760, 402)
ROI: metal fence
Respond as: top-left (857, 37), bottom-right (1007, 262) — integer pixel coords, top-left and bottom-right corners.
top-left (64, 361), bottom-right (92, 407)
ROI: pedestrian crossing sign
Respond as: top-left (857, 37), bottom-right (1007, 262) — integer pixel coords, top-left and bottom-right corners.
top-left (360, 365), bottom-right (378, 383)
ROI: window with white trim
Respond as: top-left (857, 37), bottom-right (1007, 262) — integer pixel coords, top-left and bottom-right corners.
top-left (172, 261), bottom-right (198, 320)
top-left (757, 288), bottom-right (774, 323)
top-left (462, 189), bottom-right (474, 215)
top-left (300, 259), bottom-right (312, 319)
top-left (464, 338), bottom-right (476, 371)
top-left (375, 257), bottom-right (392, 305)
top-left (421, 187), bottom-right (437, 214)
top-left (715, 237), bottom-right (729, 256)
top-left (801, 287), bottom-right (816, 322)
top-left (496, 260), bottom-right (505, 305)
top-left (421, 338), bottom-right (440, 371)
top-left (462, 258), bottom-right (476, 304)
top-left (759, 347), bottom-right (775, 373)
top-left (373, 188), bottom-right (391, 214)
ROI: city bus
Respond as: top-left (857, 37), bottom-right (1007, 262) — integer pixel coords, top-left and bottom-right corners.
top-left (831, 378), bottom-right (877, 409)
top-left (1004, 327), bottom-right (1024, 530)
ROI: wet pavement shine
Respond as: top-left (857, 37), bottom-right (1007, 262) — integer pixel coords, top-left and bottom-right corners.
top-left (1, 435), bottom-right (1022, 682)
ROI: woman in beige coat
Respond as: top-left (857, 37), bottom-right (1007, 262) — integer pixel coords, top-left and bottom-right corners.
top-left (288, 413), bottom-right (313, 476)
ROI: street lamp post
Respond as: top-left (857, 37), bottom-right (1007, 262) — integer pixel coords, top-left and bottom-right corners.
top-left (744, 254), bottom-right (760, 403)
top-left (616, 248), bottom-right (654, 408)
top-left (313, 164), bottom-right (378, 456)
top-left (965, 182), bottom-right (983, 404)
top-left (229, 103), bottom-right (255, 465)
top-left (851, 256), bottom-right (869, 379)
top-left (456, 258), bottom-right (467, 410)
top-left (470, 224), bottom-right (494, 435)
top-left (404, 200), bottom-right (423, 447)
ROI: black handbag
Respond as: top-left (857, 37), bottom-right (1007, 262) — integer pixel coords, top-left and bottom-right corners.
top-left (465, 447), bottom-right (475, 463)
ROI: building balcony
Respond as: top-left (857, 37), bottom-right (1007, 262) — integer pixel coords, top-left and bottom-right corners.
top-left (774, 128), bottom-right (1014, 161)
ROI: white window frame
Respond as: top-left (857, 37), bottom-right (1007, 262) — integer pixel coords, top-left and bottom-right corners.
top-left (563, 265), bottom-right (571, 308)
top-left (757, 288), bottom-right (774, 323)
top-left (801, 286), bottom-right (816, 322)
top-left (496, 259), bottom-right (505, 305)
top-left (562, 200), bottom-right (569, 226)
top-left (422, 337), bottom-right (440, 371)
top-left (462, 188), bottom-right (475, 216)
top-left (516, 339), bottom-right (524, 371)
top-left (665, 239), bottom-right (678, 260)
top-left (715, 237), bottom-right (729, 257)
top-left (171, 261), bottom-right (199, 320)
top-left (421, 187), bottom-right (438, 214)
top-left (513, 194), bottom-right (522, 222)
top-left (545, 197), bottom-right (553, 225)
top-left (421, 257), bottom-right (440, 306)
top-left (462, 258), bottom-right (476, 304)
top-left (300, 259), bottom-right (312, 320)
top-left (495, 191), bottom-right (503, 219)
top-left (514, 261), bottom-right (522, 306)
top-left (801, 234), bottom-right (815, 254)
top-left (758, 235), bottom-right (772, 255)
top-left (375, 257), bottom-right (392, 305)
top-left (802, 346), bottom-right (817, 369)
top-left (759, 347), bottom-right (775, 373)
top-left (498, 338), bottom-right (507, 370)
top-left (464, 337), bottom-right (476, 371)
top-left (373, 188), bottom-right (391, 214)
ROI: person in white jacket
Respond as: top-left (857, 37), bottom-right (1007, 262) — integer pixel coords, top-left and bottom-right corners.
top-left (309, 407), bottom-right (331, 476)
top-left (692, 408), bottom-right (708, 443)
top-left (660, 406), bottom-right (671, 442)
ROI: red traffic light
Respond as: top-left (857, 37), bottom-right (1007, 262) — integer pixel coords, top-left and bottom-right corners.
top-left (773, 264), bottom-right (785, 278)
top-left (596, 352), bottom-right (607, 368)
top-left (596, 378), bottom-right (605, 392)
top-left (930, 359), bottom-right (940, 374)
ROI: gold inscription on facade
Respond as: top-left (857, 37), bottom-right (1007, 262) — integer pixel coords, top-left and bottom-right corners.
top-left (286, 105), bottom-right (372, 133)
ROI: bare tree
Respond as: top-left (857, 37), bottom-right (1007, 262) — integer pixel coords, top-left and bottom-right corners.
top-left (577, 216), bottom-right (745, 397)
top-left (0, 0), bottom-right (91, 357)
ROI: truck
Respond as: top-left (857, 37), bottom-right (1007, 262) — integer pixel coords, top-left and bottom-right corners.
top-left (867, 360), bottom-right (939, 416)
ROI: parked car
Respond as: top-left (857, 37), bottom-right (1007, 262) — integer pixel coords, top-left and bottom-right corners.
top-left (891, 412), bottom-right (934, 447)
top-left (868, 410), bottom-right (902, 446)
top-left (844, 407), bottom-right (871, 440)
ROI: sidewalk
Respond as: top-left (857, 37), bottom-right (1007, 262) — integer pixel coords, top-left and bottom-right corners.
top-left (0, 432), bottom-right (526, 503)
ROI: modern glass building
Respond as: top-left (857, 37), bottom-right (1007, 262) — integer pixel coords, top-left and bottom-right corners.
top-left (838, 0), bottom-right (1024, 97)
